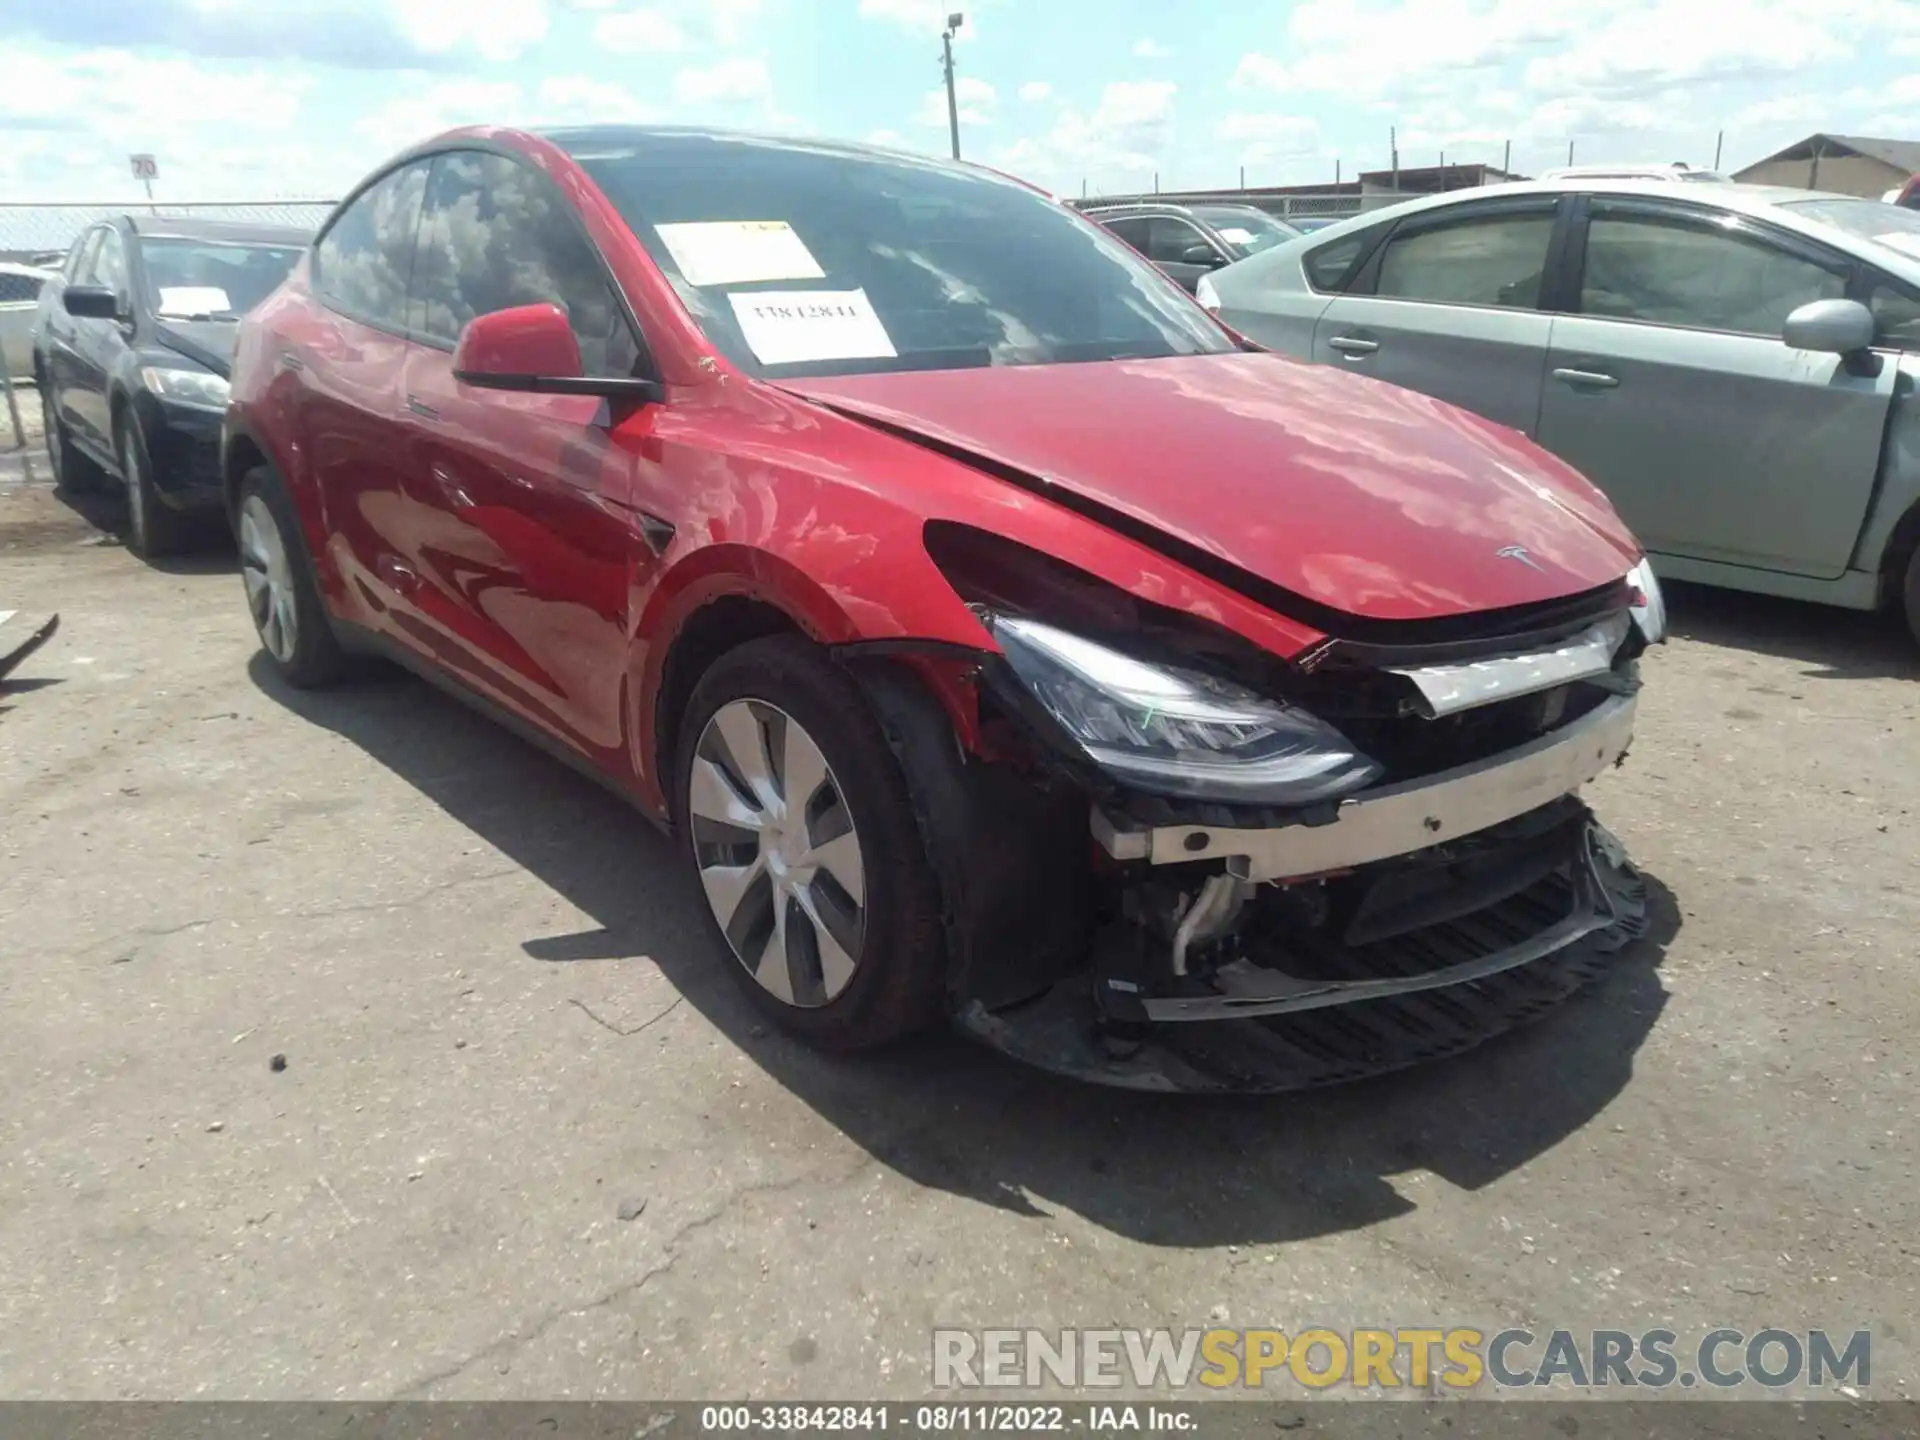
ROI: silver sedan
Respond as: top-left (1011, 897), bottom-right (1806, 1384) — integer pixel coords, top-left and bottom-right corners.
top-left (1199, 180), bottom-right (1920, 643)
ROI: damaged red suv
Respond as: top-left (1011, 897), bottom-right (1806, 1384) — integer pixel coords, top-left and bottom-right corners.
top-left (224, 126), bottom-right (1665, 1091)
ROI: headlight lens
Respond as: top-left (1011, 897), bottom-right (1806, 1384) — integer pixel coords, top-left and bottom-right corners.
top-left (988, 614), bottom-right (1382, 805)
top-left (141, 366), bottom-right (230, 412)
top-left (1626, 557), bottom-right (1666, 644)
top-left (1194, 274), bottom-right (1222, 313)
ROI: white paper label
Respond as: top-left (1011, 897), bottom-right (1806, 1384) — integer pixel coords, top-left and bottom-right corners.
top-left (156, 286), bottom-right (231, 317)
top-left (1873, 232), bottom-right (1920, 259)
top-left (727, 289), bottom-right (897, 366)
top-left (1217, 226), bottom-right (1254, 244)
top-left (655, 220), bottom-right (825, 287)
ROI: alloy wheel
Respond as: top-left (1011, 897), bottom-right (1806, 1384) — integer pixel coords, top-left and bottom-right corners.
top-left (688, 699), bottom-right (867, 1008)
top-left (238, 494), bottom-right (298, 663)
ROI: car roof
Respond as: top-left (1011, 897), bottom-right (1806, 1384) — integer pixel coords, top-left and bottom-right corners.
top-left (123, 215), bottom-right (312, 245)
top-left (1291, 178), bottom-right (1860, 242)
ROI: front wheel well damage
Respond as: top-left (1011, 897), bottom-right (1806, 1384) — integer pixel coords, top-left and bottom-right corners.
top-left (223, 432), bottom-right (268, 523)
top-left (654, 595), bottom-right (805, 818)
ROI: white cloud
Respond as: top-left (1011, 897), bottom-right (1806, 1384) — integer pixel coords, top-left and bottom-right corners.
top-left (1217, 112), bottom-right (1322, 170)
top-left (916, 76), bottom-right (997, 127)
top-left (866, 128), bottom-right (909, 148)
top-left (1132, 39), bottom-right (1172, 59)
top-left (535, 75), bottom-right (654, 123)
top-left (858, 0), bottom-right (985, 38)
top-left (1018, 81), bottom-right (1053, 103)
top-left (389, 0), bottom-right (550, 64)
top-left (355, 78), bottom-right (524, 156)
top-left (993, 80), bottom-right (1177, 193)
top-left (592, 7), bottom-right (693, 53)
top-left (672, 57), bottom-right (771, 104)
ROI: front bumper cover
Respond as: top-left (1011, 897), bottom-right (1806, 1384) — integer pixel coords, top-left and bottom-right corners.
top-left (1090, 693), bottom-right (1636, 880)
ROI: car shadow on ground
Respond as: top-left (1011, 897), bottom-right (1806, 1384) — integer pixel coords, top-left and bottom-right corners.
top-left (252, 653), bottom-right (1680, 1249)
top-left (1665, 580), bottom-right (1918, 681)
top-left (40, 482), bottom-right (237, 574)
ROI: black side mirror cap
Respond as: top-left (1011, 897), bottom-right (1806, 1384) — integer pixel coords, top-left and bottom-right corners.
top-left (63, 286), bottom-right (121, 320)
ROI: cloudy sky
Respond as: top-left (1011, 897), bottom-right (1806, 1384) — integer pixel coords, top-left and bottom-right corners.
top-left (3, 0), bottom-right (1920, 203)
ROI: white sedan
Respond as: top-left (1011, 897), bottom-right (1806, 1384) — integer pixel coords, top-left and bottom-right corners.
top-left (2, 261), bottom-right (56, 380)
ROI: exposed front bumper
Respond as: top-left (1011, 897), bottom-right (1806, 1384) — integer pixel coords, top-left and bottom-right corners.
top-left (1090, 693), bottom-right (1637, 881)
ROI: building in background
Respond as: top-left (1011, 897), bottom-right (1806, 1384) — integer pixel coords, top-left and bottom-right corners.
top-left (1733, 134), bottom-right (1920, 197)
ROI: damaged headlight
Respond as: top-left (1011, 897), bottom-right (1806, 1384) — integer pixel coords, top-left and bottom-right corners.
top-left (987, 614), bottom-right (1382, 805)
top-left (1626, 557), bottom-right (1667, 644)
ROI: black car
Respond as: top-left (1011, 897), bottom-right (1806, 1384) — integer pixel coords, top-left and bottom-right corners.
top-left (1081, 201), bottom-right (1302, 292)
top-left (33, 216), bottom-right (308, 557)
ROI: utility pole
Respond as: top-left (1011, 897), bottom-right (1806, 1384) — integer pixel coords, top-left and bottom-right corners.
top-left (1390, 126), bottom-right (1399, 192)
top-left (1714, 130), bottom-right (1724, 170)
top-left (1567, 139), bottom-right (1575, 166)
top-left (940, 12), bottom-right (964, 160)
top-left (1239, 164), bottom-right (1245, 190)
top-left (1503, 139), bottom-right (1511, 176)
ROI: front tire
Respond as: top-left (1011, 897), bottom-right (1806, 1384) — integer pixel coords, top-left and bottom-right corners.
top-left (676, 636), bottom-right (948, 1049)
top-left (117, 417), bottom-right (196, 559)
top-left (236, 465), bottom-right (345, 688)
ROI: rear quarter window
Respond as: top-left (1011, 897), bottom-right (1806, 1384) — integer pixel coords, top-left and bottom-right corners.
top-left (1303, 228), bottom-right (1373, 292)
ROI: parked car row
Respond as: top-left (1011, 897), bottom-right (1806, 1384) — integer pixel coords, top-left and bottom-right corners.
top-left (1197, 178), bottom-right (1920, 642)
top-left (30, 215), bottom-right (308, 555)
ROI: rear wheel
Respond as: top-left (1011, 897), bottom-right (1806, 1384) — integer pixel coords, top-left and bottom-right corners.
top-left (236, 465), bottom-right (345, 688)
top-left (41, 385), bottom-right (105, 494)
top-left (117, 417), bottom-right (197, 559)
top-left (1903, 545), bottom-right (1920, 648)
top-left (676, 636), bottom-right (947, 1049)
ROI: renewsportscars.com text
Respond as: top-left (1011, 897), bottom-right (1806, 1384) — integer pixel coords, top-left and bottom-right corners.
top-left (932, 1327), bottom-right (1871, 1392)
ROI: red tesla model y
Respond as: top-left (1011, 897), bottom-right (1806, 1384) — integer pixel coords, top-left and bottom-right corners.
top-left (223, 126), bottom-right (1664, 1091)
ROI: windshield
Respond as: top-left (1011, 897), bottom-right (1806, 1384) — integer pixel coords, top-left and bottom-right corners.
top-left (139, 238), bottom-right (304, 320)
top-left (1779, 198), bottom-right (1920, 262)
top-left (1191, 205), bottom-right (1302, 256)
top-left (557, 131), bottom-right (1232, 378)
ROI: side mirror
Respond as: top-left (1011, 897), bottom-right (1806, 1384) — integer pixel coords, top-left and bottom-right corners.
top-left (63, 285), bottom-right (121, 320)
top-left (452, 304), bottom-right (663, 402)
top-left (1180, 243), bottom-right (1225, 268)
top-left (1783, 298), bottom-right (1875, 357)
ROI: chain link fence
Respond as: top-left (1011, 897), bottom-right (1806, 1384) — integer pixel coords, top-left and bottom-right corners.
top-left (0, 201), bottom-right (338, 263)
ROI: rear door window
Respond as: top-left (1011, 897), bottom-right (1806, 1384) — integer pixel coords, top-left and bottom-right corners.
top-left (0, 271), bottom-right (43, 303)
top-left (313, 161), bottom-right (430, 332)
top-left (1101, 216), bottom-right (1150, 253)
top-left (407, 149), bottom-right (641, 378)
top-left (1375, 206), bottom-right (1555, 309)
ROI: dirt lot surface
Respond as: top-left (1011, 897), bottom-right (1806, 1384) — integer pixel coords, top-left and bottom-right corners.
top-left (1, 459), bottom-right (1916, 1407)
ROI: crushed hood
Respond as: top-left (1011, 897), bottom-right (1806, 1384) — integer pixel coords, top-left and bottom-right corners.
top-left (783, 352), bottom-right (1640, 625)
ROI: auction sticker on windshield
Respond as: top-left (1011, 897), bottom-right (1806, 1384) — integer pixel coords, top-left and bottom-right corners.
top-left (156, 286), bottom-right (231, 317)
top-left (727, 288), bottom-right (897, 365)
top-left (655, 220), bottom-right (826, 287)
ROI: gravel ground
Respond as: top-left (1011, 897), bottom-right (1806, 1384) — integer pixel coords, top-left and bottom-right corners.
top-left (0, 473), bottom-right (1915, 1409)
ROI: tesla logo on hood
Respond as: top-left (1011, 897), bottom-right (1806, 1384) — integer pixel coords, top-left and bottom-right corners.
top-left (1496, 544), bottom-right (1546, 572)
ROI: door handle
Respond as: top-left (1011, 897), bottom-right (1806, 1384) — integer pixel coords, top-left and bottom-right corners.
top-left (1552, 367), bottom-right (1619, 389)
top-left (406, 394), bottom-right (441, 420)
top-left (1327, 335), bottom-right (1380, 357)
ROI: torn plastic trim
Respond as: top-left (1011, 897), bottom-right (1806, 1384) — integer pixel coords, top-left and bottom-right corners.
top-left (1130, 824), bottom-right (1621, 1023)
top-left (1091, 692), bottom-right (1636, 879)
top-left (1388, 612), bottom-right (1630, 718)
